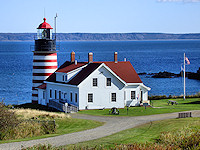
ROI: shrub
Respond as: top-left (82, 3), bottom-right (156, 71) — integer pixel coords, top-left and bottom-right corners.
top-left (158, 126), bottom-right (200, 149)
top-left (0, 102), bottom-right (19, 140)
top-left (2, 121), bottom-right (44, 140)
top-left (0, 103), bottom-right (57, 140)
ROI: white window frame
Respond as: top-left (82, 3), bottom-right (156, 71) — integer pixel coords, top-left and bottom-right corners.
top-left (70, 92), bottom-right (73, 102)
top-left (59, 91), bottom-right (62, 99)
top-left (93, 78), bottom-right (98, 87)
top-left (75, 93), bottom-right (78, 103)
top-left (131, 91), bottom-right (136, 100)
top-left (50, 89), bottom-right (52, 99)
top-left (106, 78), bottom-right (111, 87)
top-left (111, 93), bottom-right (116, 102)
top-left (88, 93), bottom-right (93, 103)
top-left (43, 91), bottom-right (45, 99)
top-left (55, 89), bottom-right (57, 99)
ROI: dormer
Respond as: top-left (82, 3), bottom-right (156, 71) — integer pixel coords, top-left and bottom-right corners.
top-left (55, 64), bottom-right (88, 83)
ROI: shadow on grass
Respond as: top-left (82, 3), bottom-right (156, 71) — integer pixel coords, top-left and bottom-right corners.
top-left (14, 103), bottom-right (60, 112)
top-left (183, 101), bottom-right (200, 105)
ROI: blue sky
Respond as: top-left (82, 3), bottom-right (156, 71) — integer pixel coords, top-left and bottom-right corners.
top-left (1, 0), bottom-right (200, 33)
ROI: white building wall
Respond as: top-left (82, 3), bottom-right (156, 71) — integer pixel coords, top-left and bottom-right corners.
top-left (38, 89), bottom-right (46, 105)
top-left (56, 73), bottom-right (65, 82)
top-left (124, 85), bottom-right (141, 106)
top-left (46, 83), bottom-right (79, 107)
top-left (78, 66), bottom-right (125, 110)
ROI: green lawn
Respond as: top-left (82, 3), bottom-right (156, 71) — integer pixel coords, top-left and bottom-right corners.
top-left (64, 117), bottom-right (200, 149)
top-left (0, 118), bottom-right (103, 144)
top-left (78, 98), bottom-right (200, 116)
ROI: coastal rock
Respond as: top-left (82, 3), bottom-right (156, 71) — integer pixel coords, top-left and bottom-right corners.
top-left (152, 71), bottom-right (180, 78)
top-left (188, 67), bottom-right (200, 80)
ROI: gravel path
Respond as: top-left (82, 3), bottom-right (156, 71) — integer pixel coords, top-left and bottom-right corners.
top-left (1, 110), bottom-right (200, 150)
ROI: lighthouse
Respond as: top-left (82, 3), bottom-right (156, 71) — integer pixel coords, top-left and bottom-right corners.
top-left (32, 18), bottom-right (58, 103)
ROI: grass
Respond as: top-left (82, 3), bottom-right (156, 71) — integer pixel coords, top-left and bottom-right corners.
top-left (0, 108), bottom-right (103, 144)
top-left (63, 117), bottom-right (200, 149)
top-left (78, 98), bottom-right (200, 116)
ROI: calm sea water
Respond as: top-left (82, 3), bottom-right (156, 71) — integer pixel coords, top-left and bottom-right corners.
top-left (0, 40), bottom-right (199, 105)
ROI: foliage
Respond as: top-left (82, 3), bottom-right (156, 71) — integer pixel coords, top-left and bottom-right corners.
top-left (0, 104), bottom-right (57, 141)
top-left (158, 126), bottom-right (200, 149)
top-left (0, 102), bottom-right (19, 140)
top-left (3, 121), bottom-right (44, 140)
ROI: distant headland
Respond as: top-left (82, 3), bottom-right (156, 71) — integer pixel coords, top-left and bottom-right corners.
top-left (0, 33), bottom-right (200, 41)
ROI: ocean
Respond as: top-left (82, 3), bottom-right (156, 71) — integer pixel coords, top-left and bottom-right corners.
top-left (0, 40), bottom-right (199, 105)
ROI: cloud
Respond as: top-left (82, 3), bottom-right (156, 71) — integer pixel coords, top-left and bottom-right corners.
top-left (157, 0), bottom-right (200, 2)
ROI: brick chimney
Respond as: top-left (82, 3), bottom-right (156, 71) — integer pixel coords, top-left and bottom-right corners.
top-left (88, 52), bottom-right (93, 63)
top-left (71, 51), bottom-right (75, 62)
top-left (114, 52), bottom-right (118, 63)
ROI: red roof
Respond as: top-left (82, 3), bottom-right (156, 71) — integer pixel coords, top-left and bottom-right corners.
top-left (104, 61), bottom-right (142, 83)
top-left (46, 60), bottom-right (142, 85)
top-left (37, 83), bottom-right (46, 89)
top-left (37, 18), bottom-right (53, 29)
top-left (56, 62), bottom-right (87, 73)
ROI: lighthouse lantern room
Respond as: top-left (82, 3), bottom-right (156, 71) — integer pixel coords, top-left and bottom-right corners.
top-left (32, 18), bottom-right (58, 104)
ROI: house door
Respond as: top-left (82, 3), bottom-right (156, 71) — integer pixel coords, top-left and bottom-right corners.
top-left (140, 91), bottom-right (143, 103)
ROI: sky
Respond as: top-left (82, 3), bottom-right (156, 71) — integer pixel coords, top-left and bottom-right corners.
top-left (0, 0), bottom-right (200, 33)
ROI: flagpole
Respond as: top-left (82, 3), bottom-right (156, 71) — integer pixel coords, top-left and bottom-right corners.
top-left (184, 53), bottom-right (186, 100)
top-left (54, 13), bottom-right (58, 40)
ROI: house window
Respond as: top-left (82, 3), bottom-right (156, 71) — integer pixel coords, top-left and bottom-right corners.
top-left (43, 91), bottom-right (45, 99)
top-left (88, 93), bottom-right (93, 103)
top-left (59, 91), bottom-right (61, 99)
top-left (64, 93), bottom-right (67, 99)
top-left (93, 78), bottom-right (98, 87)
top-left (50, 89), bottom-right (52, 98)
top-left (75, 93), bottom-right (78, 103)
top-left (65, 75), bottom-right (68, 81)
top-left (111, 93), bottom-right (116, 102)
top-left (131, 91), bottom-right (136, 99)
top-left (63, 75), bottom-right (65, 81)
top-left (107, 78), bottom-right (111, 86)
top-left (55, 90), bottom-right (57, 99)
top-left (70, 93), bottom-right (73, 102)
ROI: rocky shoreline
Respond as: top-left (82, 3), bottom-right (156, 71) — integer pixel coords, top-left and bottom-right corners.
top-left (139, 67), bottom-right (200, 80)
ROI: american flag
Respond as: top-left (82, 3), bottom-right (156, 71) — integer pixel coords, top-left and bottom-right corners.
top-left (185, 57), bottom-right (190, 65)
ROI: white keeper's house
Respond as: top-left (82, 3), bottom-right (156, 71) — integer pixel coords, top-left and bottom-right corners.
top-left (37, 52), bottom-right (151, 111)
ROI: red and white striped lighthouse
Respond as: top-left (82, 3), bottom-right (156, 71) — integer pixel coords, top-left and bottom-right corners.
top-left (32, 18), bottom-right (58, 103)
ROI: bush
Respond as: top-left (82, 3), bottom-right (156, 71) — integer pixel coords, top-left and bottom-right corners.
top-left (0, 102), bottom-right (56, 140)
top-left (0, 102), bottom-right (19, 140)
top-left (158, 126), bottom-right (200, 149)
top-left (2, 121), bottom-right (44, 140)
